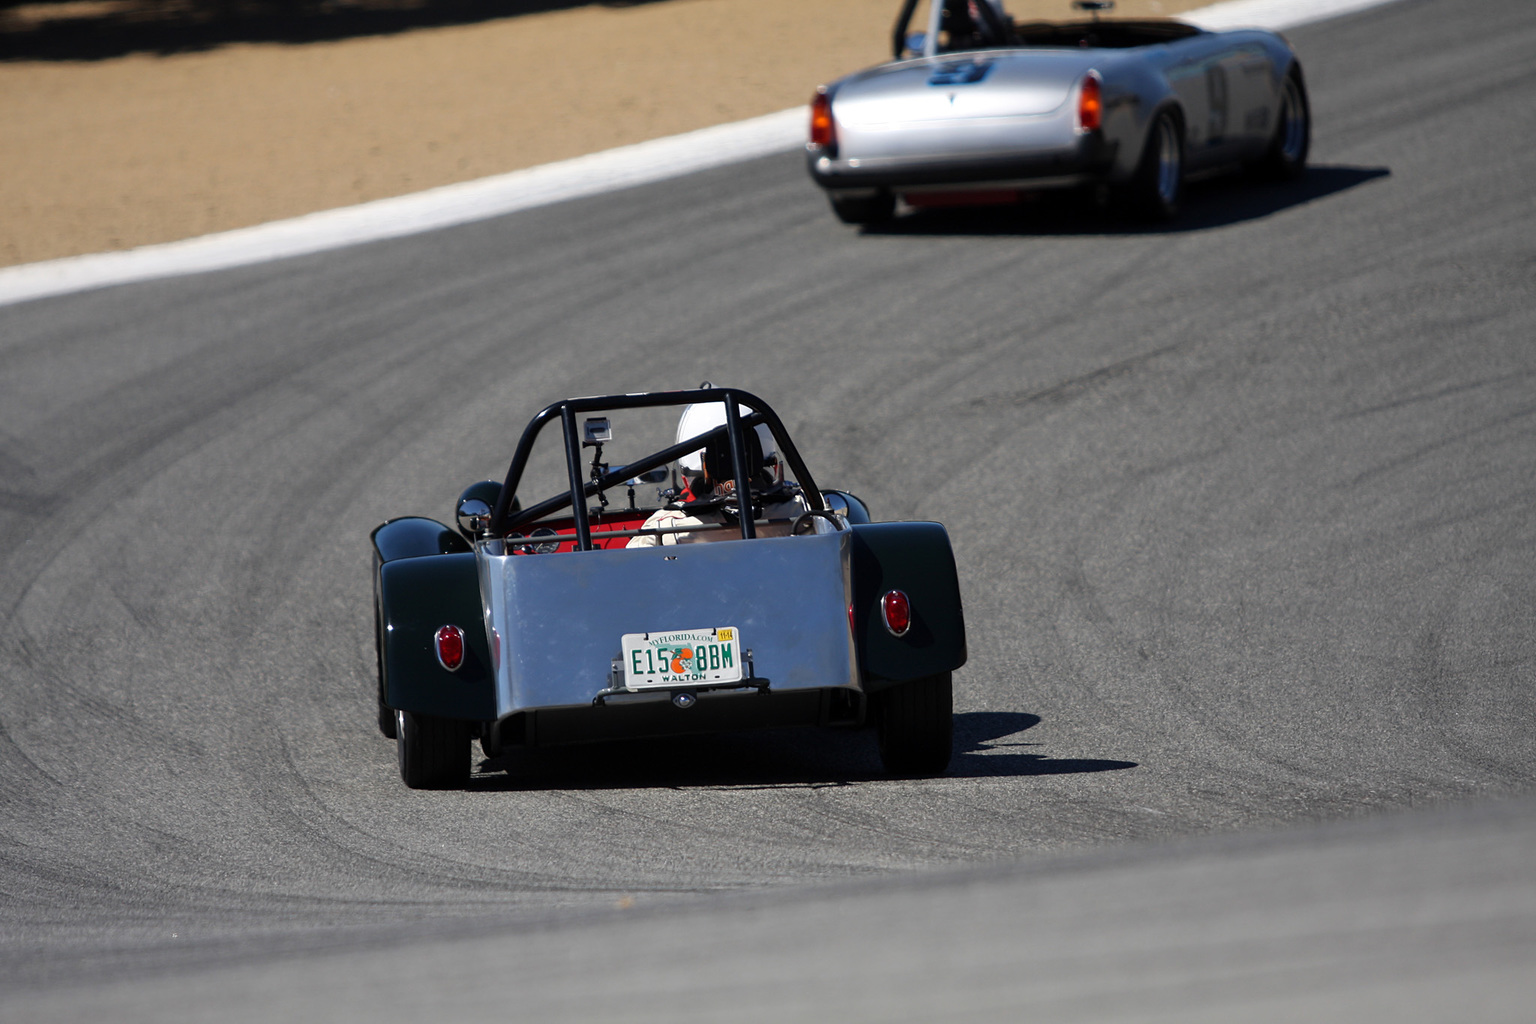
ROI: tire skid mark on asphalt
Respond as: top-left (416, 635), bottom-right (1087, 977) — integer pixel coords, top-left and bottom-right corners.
top-left (254, 729), bottom-right (586, 898)
top-left (1338, 370), bottom-right (1536, 420)
top-left (1338, 402), bottom-right (1536, 492)
top-left (965, 341), bottom-right (1186, 413)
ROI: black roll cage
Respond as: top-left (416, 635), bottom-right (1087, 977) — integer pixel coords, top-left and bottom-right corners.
top-left (487, 388), bottom-right (826, 550)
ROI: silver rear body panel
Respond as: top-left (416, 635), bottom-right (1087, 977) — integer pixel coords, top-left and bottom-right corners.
top-left (826, 50), bottom-right (1091, 174)
top-left (478, 531), bottom-right (858, 719)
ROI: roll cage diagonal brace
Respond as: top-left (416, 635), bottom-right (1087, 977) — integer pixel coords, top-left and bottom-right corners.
top-left (486, 388), bottom-right (827, 549)
top-left (893, 0), bottom-right (922, 58)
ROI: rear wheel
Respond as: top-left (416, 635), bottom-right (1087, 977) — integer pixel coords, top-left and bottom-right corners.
top-left (1255, 66), bottom-right (1310, 180)
top-left (830, 191), bottom-right (895, 226)
top-left (873, 672), bottom-right (953, 776)
top-left (1120, 109), bottom-right (1183, 222)
top-left (396, 709), bottom-right (471, 789)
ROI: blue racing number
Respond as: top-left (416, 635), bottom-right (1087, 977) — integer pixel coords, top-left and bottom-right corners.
top-left (928, 60), bottom-right (993, 86)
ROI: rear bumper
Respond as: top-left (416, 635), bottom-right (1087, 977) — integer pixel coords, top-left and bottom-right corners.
top-left (807, 134), bottom-right (1116, 194)
top-left (489, 685), bottom-right (864, 749)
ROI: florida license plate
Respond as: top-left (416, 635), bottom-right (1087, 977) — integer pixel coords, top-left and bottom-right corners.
top-left (621, 627), bottom-right (743, 689)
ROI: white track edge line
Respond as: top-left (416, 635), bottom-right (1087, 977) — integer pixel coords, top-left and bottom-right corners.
top-left (0, 0), bottom-right (1403, 308)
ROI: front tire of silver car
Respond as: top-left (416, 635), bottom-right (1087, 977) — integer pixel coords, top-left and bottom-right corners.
top-left (1122, 109), bottom-right (1183, 222)
top-left (830, 191), bottom-right (895, 226)
top-left (396, 708), bottom-right (470, 789)
top-left (873, 672), bottom-right (953, 776)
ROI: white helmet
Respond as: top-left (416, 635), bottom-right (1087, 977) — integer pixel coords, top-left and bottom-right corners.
top-left (675, 401), bottom-right (777, 478)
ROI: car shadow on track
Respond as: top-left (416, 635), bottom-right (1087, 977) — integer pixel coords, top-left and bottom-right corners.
top-left (470, 710), bottom-right (1136, 790)
top-left (949, 710), bottom-right (1138, 778)
top-left (859, 165), bottom-right (1391, 237)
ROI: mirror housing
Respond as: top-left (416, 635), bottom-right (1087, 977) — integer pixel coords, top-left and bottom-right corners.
top-left (456, 480), bottom-right (509, 540)
top-left (822, 489), bottom-right (872, 524)
top-left (456, 498), bottom-right (492, 540)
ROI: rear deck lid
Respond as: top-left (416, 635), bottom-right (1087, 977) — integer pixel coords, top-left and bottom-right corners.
top-left (834, 50), bottom-right (1094, 126)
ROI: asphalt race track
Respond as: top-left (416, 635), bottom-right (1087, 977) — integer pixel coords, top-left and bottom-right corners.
top-left (2, 0), bottom-right (1533, 1018)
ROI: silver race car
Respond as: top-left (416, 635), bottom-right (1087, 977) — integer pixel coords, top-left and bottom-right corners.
top-left (807, 0), bottom-right (1310, 224)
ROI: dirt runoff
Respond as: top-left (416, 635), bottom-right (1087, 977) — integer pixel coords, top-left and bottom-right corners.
top-left (0, 0), bottom-right (1208, 267)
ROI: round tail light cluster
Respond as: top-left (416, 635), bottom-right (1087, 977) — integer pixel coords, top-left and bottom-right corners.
top-left (881, 590), bottom-right (912, 637)
top-left (434, 625), bottom-right (466, 672)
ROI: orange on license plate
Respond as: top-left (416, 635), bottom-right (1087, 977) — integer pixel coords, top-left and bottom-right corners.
top-left (620, 627), bottom-right (743, 689)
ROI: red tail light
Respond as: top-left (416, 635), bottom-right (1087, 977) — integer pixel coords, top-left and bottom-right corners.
top-left (1077, 73), bottom-right (1102, 132)
top-left (810, 89), bottom-right (837, 150)
top-left (434, 625), bottom-right (466, 672)
top-left (881, 590), bottom-right (911, 637)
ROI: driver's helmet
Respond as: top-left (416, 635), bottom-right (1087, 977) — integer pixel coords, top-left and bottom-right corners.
top-left (944, 0), bottom-right (1006, 47)
top-left (675, 402), bottom-right (779, 494)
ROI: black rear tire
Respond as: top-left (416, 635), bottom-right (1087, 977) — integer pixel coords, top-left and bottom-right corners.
top-left (830, 191), bottom-right (895, 226)
top-left (1119, 109), bottom-right (1183, 222)
top-left (873, 672), bottom-right (953, 776)
top-left (396, 709), bottom-right (471, 789)
top-left (1254, 66), bottom-right (1310, 181)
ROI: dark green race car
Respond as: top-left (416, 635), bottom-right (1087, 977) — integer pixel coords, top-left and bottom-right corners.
top-left (371, 387), bottom-right (967, 789)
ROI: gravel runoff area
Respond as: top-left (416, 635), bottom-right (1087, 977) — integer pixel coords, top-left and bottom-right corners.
top-left (1, 0), bottom-right (1209, 268)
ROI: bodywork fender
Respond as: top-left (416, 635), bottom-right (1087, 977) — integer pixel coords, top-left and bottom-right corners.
top-left (372, 519), bottom-right (492, 722)
top-left (371, 516), bottom-right (471, 561)
top-left (1102, 63), bottom-right (1180, 180)
top-left (849, 522), bottom-right (967, 689)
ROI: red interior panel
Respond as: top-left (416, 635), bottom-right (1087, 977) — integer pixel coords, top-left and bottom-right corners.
top-left (508, 511), bottom-right (653, 553)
